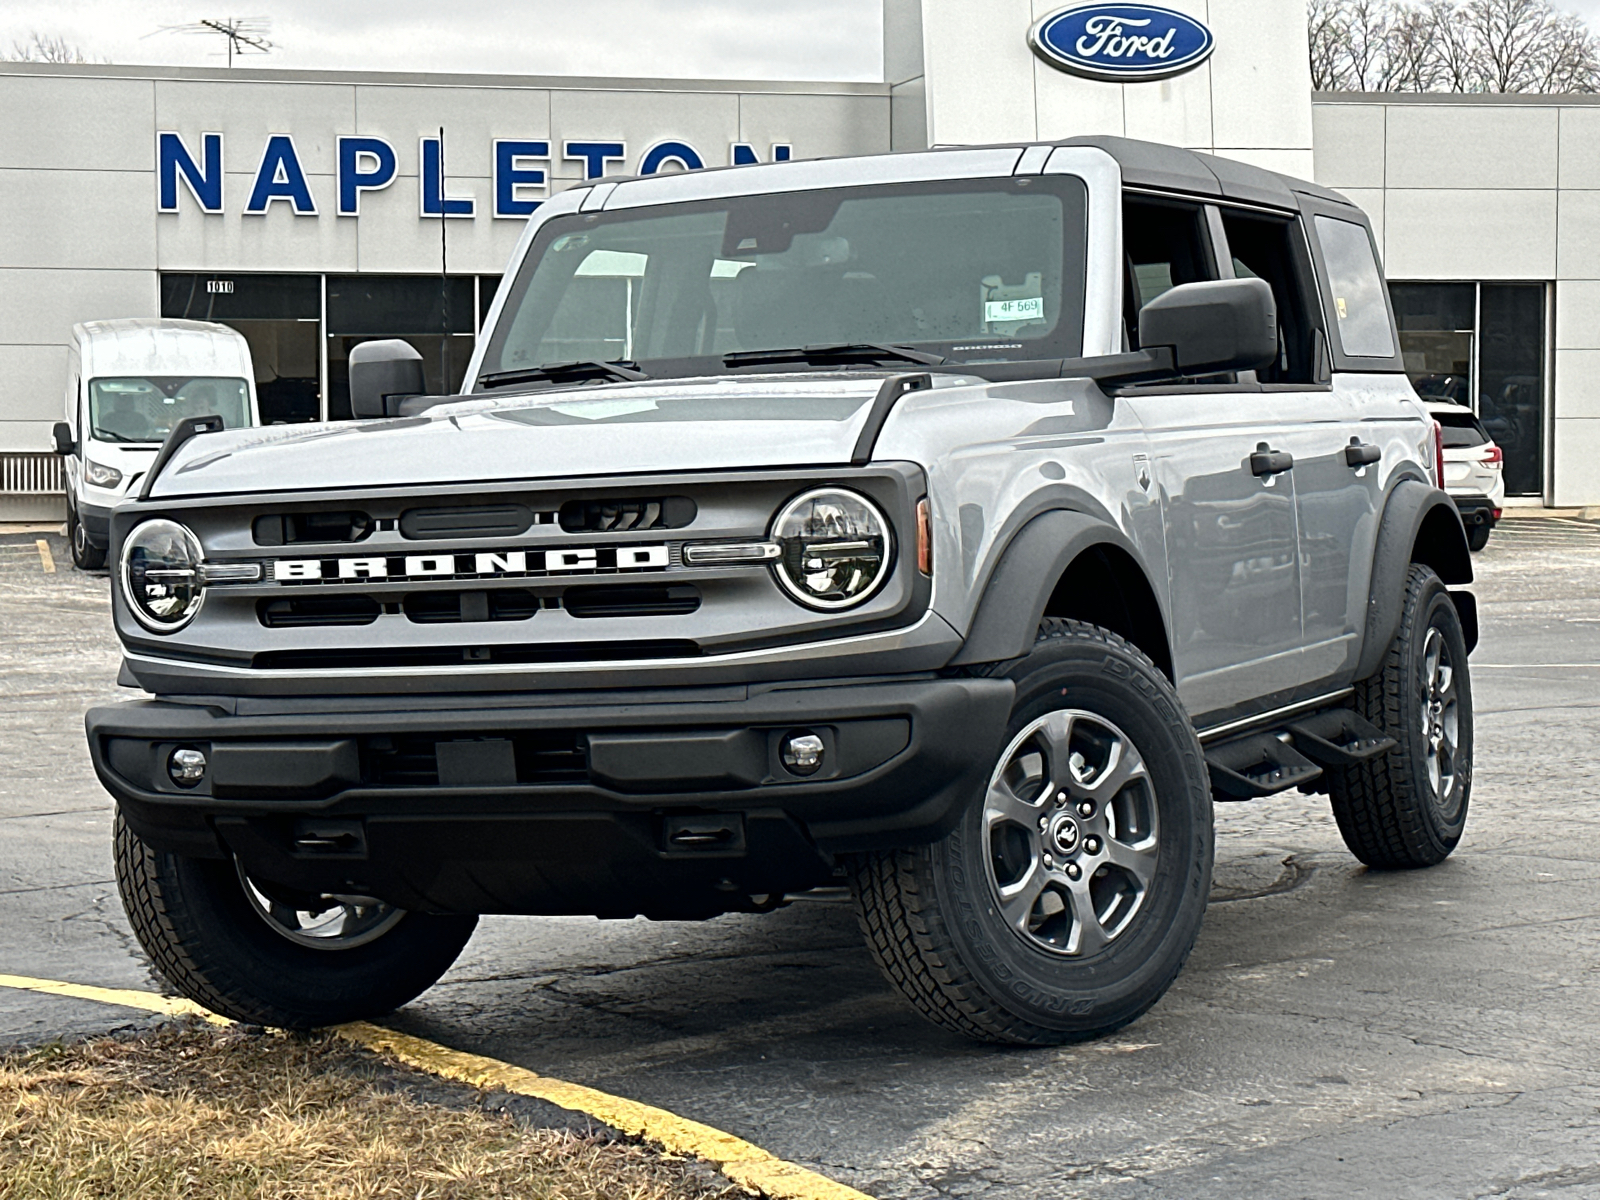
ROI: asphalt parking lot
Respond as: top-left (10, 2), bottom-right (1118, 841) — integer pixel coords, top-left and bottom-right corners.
top-left (5, 517), bottom-right (1600, 1199)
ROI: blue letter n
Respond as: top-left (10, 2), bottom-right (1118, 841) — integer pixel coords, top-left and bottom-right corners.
top-left (158, 132), bottom-right (223, 213)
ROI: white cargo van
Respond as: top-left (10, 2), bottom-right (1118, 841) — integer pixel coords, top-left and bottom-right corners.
top-left (53, 319), bottom-right (258, 569)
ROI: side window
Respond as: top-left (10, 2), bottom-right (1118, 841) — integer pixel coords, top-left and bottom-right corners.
top-left (1122, 198), bottom-right (1216, 351)
top-left (1313, 215), bottom-right (1396, 360)
top-left (1219, 209), bottom-right (1323, 385)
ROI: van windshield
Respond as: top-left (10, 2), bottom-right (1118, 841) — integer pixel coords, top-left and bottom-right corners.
top-left (88, 376), bottom-right (252, 443)
top-left (476, 175), bottom-right (1089, 384)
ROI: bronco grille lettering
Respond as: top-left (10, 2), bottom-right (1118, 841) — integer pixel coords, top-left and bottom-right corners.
top-left (270, 543), bottom-right (670, 584)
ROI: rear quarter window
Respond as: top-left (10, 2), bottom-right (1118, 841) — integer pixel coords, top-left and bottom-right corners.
top-left (1314, 215), bottom-right (1396, 359)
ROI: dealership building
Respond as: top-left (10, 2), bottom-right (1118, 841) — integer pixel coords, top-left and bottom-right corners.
top-left (0, 0), bottom-right (1592, 516)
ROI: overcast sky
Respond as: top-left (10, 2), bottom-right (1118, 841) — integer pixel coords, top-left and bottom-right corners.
top-left (1, 0), bottom-right (887, 82)
top-left (10, 0), bottom-right (1600, 84)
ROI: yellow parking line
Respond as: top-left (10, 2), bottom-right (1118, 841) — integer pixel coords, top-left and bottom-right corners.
top-left (35, 539), bottom-right (55, 573)
top-left (0, 973), bottom-right (875, 1200)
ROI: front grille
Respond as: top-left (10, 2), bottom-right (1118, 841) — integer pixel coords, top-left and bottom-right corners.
top-left (363, 732), bottom-right (588, 786)
top-left (157, 466), bottom-right (924, 681)
top-left (253, 639), bottom-right (701, 670)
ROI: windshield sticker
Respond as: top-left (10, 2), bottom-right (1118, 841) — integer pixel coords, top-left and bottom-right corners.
top-left (984, 297), bottom-right (1044, 323)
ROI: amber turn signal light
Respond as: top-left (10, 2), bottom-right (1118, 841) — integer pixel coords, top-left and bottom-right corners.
top-left (916, 497), bottom-right (932, 575)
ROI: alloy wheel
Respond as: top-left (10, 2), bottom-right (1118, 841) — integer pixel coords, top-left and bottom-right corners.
top-left (1420, 624), bottom-right (1460, 809)
top-left (236, 861), bottom-right (405, 951)
top-left (984, 709), bottom-right (1160, 957)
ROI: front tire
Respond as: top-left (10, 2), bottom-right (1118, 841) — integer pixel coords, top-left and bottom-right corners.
top-left (68, 506), bottom-right (106, 571)
top-left (850, 619), bottom-right (1213, 1045)
top-left (115, 814), bottom-right (477, 1028)
top-left (1327, 564), bottom-right (1473, 869)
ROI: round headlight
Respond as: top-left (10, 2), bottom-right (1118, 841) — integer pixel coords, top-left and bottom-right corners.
top-left (771, 488), bottom-right (892, 609)
top-left (121, 519), bottom-right (204, 632)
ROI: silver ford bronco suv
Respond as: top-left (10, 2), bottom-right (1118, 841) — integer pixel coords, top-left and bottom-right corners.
top-left (89, 137), bottom-right (1476, 1045)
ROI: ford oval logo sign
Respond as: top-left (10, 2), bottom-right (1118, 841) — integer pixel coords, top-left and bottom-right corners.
top-left (1029, 4), bottom-right (1215, 83)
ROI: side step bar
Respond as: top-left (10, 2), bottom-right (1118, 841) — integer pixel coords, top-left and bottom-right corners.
top-left (1205, 707), bottom-right (1396, 802)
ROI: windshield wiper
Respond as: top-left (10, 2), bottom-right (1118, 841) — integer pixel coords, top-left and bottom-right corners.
top-left (722, 343), bottom-right (946, 369)
top-left (477, 360), bottom-right (649, 390)
top-left (90, 428), bottom-right (152, 443)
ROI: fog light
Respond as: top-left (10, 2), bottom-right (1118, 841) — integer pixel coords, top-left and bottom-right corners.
top-left (781, 732), bottom-right (825, 776)
top-left (168, 747), bottom-right (207, 788)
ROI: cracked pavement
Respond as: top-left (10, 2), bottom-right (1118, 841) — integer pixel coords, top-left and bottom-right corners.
top-left (4, 519), bottom-right (1600, 1198)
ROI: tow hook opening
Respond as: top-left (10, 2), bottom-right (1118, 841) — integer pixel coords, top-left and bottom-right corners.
top-left (662, 813), bottom-right (746, 854)
top-left (291, 819), bottom-right (368, 858)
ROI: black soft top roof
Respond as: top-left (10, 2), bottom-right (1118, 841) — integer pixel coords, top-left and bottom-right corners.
top-left (1057, 135), bottom-right (1353, 212)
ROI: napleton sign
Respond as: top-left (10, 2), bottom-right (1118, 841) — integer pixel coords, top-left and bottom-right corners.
top-left (155, 132), bottom-right (793, 220)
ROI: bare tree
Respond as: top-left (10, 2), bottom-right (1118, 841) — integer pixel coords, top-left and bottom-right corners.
top-left (1426, 0), bottom-right (1483, 90)
top-left (1309, 0), bottom-right (1351, 88)
top-left (1309, 0), bottom-right (1600, 92)
top-left (4, 31), bottom-right (95, 63)
top-left (1386, 4), bottom-right (1445, 90)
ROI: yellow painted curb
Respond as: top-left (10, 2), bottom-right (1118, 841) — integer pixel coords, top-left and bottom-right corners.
top-left (0, 973), bottom-right (876, 1200)
top-left (0, 973), bottom-right (229, 1025)
top-left (339, 1021), bottom-right (874, 1200)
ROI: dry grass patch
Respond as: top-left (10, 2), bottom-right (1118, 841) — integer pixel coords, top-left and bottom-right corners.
top-left (0, 1022), bottom-right (743, 1200)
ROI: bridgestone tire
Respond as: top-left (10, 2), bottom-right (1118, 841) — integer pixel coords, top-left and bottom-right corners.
top-left (1327, 564), bottom-right (1473, 869)
top-left (115, 813), bottom-right (478, 1028)
top-left (69, 507), bottom-right (106, 571)
top-left (849, 619), bottom-right (1213, 1045)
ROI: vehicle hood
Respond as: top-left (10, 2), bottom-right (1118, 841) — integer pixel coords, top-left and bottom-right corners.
top-left (147, 375), bottom-right (911, 498)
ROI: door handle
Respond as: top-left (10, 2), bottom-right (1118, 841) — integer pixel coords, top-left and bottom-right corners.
top-left (1250, 444), bottom-right (1294, 477)
top-left (1344, 438), bottom-right (1381, 467)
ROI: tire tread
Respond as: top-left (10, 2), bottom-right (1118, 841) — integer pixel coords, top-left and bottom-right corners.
top-left (1327, 564), bottom-right (1468, 869)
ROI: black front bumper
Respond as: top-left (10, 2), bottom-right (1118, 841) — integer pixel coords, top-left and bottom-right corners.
top-left (77, 500), bottom-right (112, 548)
top-left (87, 675), bottom-right (1014, 919)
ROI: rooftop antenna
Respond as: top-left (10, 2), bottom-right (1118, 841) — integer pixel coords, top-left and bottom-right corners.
top-left (150, 17), bottom-right (274, 67)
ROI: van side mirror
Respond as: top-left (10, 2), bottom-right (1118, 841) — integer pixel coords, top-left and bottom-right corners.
top-left (1137, 278), bottom-right (1278, 377)
top-left (52, 421), bottom-right (75, 455)
top-left (349, 339), bottom-right (426, 418)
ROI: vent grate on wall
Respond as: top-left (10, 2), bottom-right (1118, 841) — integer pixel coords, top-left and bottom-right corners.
top-left (0, 453), bottom-right (64, 495)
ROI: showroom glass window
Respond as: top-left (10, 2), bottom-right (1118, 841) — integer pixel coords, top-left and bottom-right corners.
top-left (162, 274), bottom-right (320, 424)
top-left (1389, 281), bottom-right (1546, 497)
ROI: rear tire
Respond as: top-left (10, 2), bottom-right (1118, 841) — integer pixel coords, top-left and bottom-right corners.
top-left (1327, 564), bottom-right (1473, 869)
top-left (69, 506), bottom-right (106, 571)
top-left (850, 619), bottom-right (1212, 1045)
top-left (115, 813), bottom-right (477, 1028)
top-left (1467, 522), bottom-right (1491, 552)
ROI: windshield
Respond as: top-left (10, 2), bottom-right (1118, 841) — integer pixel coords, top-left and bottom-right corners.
top-left (88, 376), bottom-right (252, 443)
top-left (477, 175), bottom-right (1089, 382)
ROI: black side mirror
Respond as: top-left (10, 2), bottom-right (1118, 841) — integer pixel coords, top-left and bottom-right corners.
top-left (52, 421), bottom-right (75, 455)
top-left (1138, 278), bottom-right (1278, 377)
top-left (349, 339), bottom-right (426, 418)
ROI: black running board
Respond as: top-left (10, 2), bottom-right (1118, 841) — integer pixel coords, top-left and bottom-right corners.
top-left (1205, 708), bottom-right (1394, 802)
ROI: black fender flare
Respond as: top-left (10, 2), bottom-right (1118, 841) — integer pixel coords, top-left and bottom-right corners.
top-left (949, 510), bottom-right (1154, 665)
top-left (1356, 479), bottom-right (1476, 680)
